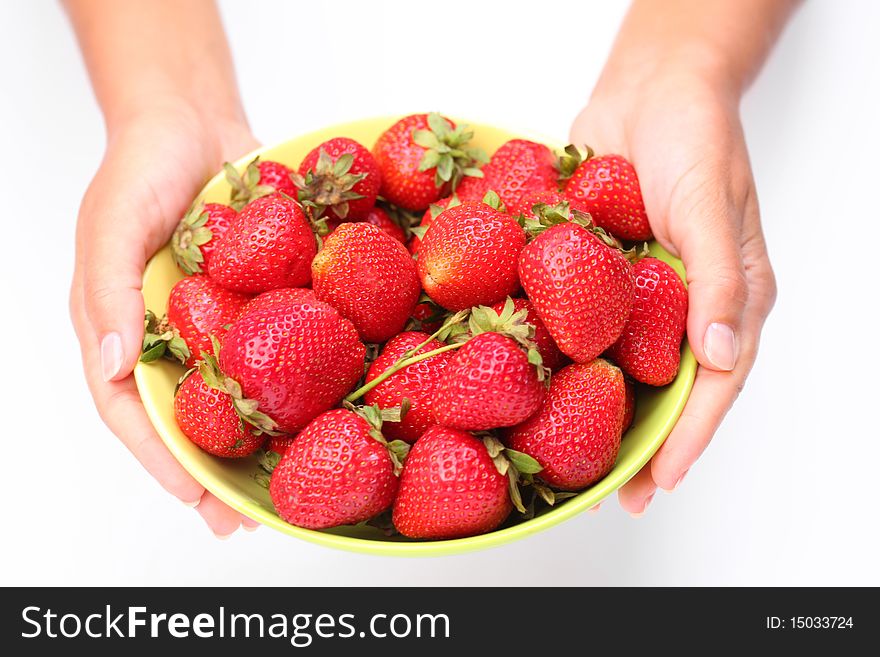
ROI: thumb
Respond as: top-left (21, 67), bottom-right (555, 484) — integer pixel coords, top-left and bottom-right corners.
top-left (80, 189), bottom-right (169, 382)
top-left (672, 199), bottom-right (749, 373)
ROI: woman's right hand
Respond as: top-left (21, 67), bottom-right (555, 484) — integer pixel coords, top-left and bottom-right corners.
top-left (70, 98), bottom-right (262, 537)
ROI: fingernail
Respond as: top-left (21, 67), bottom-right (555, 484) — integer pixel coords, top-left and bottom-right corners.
top-left (242, 523), bottom-right (260, 533)
top-left (214, 531), bottom-right (235, 541)
top-left (629, 492), bottom-right (655, 519)
top-left (668, 469), bottom-right (689, 493)
top-left (587, 503), bottom-right (602, 514)
top-left (182, 499), bottom-right (201, 508)
top-left (703, 323), bottom-right (738, 371)
top-left (100, 332), bottom-right (124, 382)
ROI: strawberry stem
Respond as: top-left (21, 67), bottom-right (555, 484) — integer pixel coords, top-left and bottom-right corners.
top-left (344, 343), bottom-right (463, 402)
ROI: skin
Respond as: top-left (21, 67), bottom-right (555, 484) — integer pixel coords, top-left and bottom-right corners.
top-left (65, 0), bottom-right (259, 537)
top-left (66, 0), bottom-right (794, 534)
top-left (573, 0), bottom-right (796, 515)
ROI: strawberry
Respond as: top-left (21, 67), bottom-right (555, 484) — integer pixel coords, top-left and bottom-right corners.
top-left (269, 407), bottom-right (407, 530)
top-left (392, 426), bottom-right (512, 539)
top-left (225, 158), bottom-right (298, 210)
top-left (622, 378), bottom-right (636, 433)
top-left (433, 332), bottom-right (545, 431)
top-left (238, 287), bottom-right (317, 317)
top-left (563, 152), bottom-right (652, 241)
top-left (606, 257), bottom-right (688, 386)
top-left (174, 368), bottom-right (267, 458)
top-left (363, 332), bottom-right (453, 443)
top-left (480, 140), bottom-right (557, 216)
top-left (293, 137), bottom-right (381, 221)
top-left (408, 195), bottom-right (458, 256)
top-left (171, 203), bottom-right (236, 275)
top-left (417, 198), bottom-right (525, 311)
top-left (519, 215), bottom-right (635, 363)
top-left (312, 223), bottom-right (420, 343)
top-left (219, 297), bottom-right (365, 433)
top-left (363, 206), bottom-right (406, 243)
top-left (491, 297), bottom-right (565, 371)
top-left (141, 275), bottom-right (250, 367)
top-left (505, 359), bottom-right (626, 491)
top-left (407, 298), bottom-right (447, 334)
top-left (453, 174), bottom-right (490, 201)
top-left (209, 193), bottom-right (317, 294)
top-left (267, 434), bottom-right (295, 457)
top-left (372, 113), bottom-right (486, 210)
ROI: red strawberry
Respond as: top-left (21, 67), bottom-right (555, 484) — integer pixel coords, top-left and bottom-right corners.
top-left (209, 194), bottom-right (316, 294)
top-left (519, 222), bottom-right (635, 363)
top-left (255, 160), bottom-right (298, 197)
top-left (269, 408), bottom-right (403, 529)
top-left (267, 434), bottom-right (295, 457)
top-left (563, 153), bottom-right (652, 241)
top-left (392, 426), bottom-right (512, 539)
top-left (408, 195), bottom-right (457, 256)
top-left (454, 174), bottom-right (490, 201)
top-left (407, 299), bottom-right (447, 334)
top-left (433, 332), bottom-right (544, 430)
top-left (505, 359), bottom-right (625, 490)
top-left (607, 257), bottom-right (688, 385)
top-left (141, 275), bottom-right (250, 367)
top-left (363, 206), bottom-right (406, 243)
top-left (417, 200), bottom-right (525, 311)
top-left (238, 287), bottom-right (317, 318)
top-left (293, 137), bottom-right (381, 221)
top-left (480, 140), bottom-right (557, 215)
top-left (219, 298), bottom-right (365, 433)
top-left (372, 113), bottom-right (486, 210)
top-left (174, 368), bottom-right (266, 458)
top-left (225, 158), bottom-right (297, 210)
top-left (363, 332), bottom-right (453, 443)
top-left (171, 203), bottom-right (236, 275)
top-left (491, 297), bottom-right (565, 371)
top-left (622, 379), bottom-right (636, 433)
top-left (312, 223), bottom-right (420, 343)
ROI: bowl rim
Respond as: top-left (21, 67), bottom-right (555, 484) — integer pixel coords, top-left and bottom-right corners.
top-left (134, 115), bottom-right (697, 557)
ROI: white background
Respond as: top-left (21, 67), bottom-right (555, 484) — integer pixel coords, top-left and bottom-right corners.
top-left (1, 0), bottom-right (877, 586)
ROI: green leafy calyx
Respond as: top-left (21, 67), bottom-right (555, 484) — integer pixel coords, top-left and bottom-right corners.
top-left (344, 401), bottom-right (411, 476)
top-left (224, 158), bottom-right (276, 211)
top-left (140, 311), bottom-right (190, 364)
top-left (555, 143), bottom-right (594, 182)
top-left (197, 341), bottom-right (280, 436)
top-left (171, 204), bottom-right (214, 275)
top-left (290, 150), bottom-right (367, 220)
top-left (413, 113), bottom-right (488, 192)
top-left (482, 435), bottom-right (543, 514)
top-left (466, 298), bottom-right (549, 381)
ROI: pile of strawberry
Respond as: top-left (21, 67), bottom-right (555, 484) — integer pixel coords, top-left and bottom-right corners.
top-left (143, 113), bottom-right (688, 540)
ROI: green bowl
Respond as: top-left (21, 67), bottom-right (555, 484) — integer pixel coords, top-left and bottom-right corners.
top-left (135, 116), bottom-right (696, 556)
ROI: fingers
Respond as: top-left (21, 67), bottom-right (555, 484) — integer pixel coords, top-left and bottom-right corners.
top-left (674, 186), bottom-right (750, 375)
top-left (652, 190), bottom-right (775, 490)
top-left (650, 366), bottom-right (742, 490)
top-left (196, 492), bottom-right (246, 538)
top-left (80, 198), bottom-right (154, 382)
top-left (89, 356), bottom-right (206, 504)
top-left (651, 280), bottom-right (773, 489)
top-left (618, 464), bottom-right (657, 516)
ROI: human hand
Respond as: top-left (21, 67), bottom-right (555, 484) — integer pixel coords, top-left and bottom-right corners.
top-left (70, 99), bottom-right (262, 537)
top-left (570, 67), bottom-right (777, 515)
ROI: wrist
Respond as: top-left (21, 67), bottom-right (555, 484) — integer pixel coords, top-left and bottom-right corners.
top-left (104, 94), bottom-right (255, 162)
top-left (591, 41), bottom-right (742, 114)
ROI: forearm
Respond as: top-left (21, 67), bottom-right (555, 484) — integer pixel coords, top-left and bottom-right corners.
top-left (595, 0), bottom-right (800, 101)
top-left (63, 0), bottom-right (246, 133)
